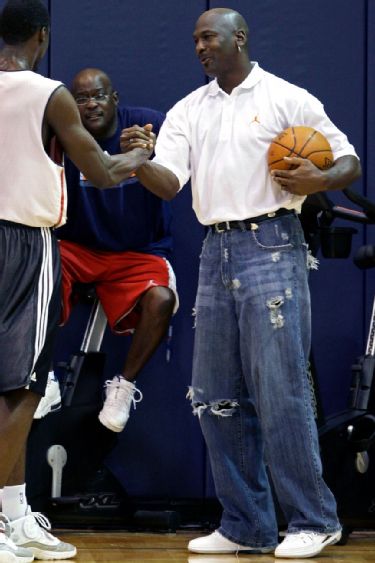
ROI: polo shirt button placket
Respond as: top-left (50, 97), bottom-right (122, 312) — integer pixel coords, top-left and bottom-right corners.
top-left (219, 97), bottom-right (234, 142)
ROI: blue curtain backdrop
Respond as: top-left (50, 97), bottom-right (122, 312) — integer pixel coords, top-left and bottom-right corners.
top-left (1, 0), bottom-right (373, 500)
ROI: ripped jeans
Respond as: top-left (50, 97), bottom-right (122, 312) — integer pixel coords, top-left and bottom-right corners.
top-left (190, 213), bottom-right (340, 548)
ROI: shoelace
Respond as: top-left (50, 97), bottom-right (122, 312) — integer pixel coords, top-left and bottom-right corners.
top-left (31, 511), bottom-right (52, 531)
top-left (46, 378), bottom-right (54, 390)
top-left (0, 522), bottom-right (6, 534)
top-left (287, 532), bottom-right (320, 544)
top-left (0, 513), bottom-right (10, 533)
top-left (103, 379), bottom-right (143, 409)
top-left (131, 388), bottom-right (143, 409)
top-left (0, 514), bottom-right (17, 548)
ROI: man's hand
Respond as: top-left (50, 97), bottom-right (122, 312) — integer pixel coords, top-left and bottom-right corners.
top-left (270, 156), bottom-right (328, 195)
top-left (120, 123), bottom-right (155, 156)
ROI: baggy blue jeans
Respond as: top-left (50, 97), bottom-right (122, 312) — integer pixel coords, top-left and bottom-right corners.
top-left (189, 213), bottom-right (341, 549)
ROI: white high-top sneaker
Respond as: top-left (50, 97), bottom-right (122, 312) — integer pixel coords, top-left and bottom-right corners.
top-left (0, 513), bottom-right (34, 562)
top-left (9, 507), bottom-right (76, 560)
top-left (98, 375), bottom-right (143, 432)
top-left (33, 372), bottom-right (61, 420)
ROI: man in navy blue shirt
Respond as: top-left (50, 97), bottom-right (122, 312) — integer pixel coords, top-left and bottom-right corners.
top-left (35, 68), bottom-right (178, 432)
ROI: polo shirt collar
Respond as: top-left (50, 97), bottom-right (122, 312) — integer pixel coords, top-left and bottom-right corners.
top-left (208, 61), bottom-right (264, 97)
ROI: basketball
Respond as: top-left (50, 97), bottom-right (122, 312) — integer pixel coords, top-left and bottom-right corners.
top-left (268, 126), bottom-right (334, 171)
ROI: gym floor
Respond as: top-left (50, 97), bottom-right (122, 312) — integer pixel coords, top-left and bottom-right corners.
top-left (56, 530), bottom-right (375, 561)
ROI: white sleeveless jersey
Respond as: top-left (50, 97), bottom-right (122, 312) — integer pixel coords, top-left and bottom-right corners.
top-left (0, 70), bottom-right (67, 227)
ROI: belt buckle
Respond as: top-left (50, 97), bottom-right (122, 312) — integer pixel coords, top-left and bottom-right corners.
top-left (215, 221), bottom-right (230, 233)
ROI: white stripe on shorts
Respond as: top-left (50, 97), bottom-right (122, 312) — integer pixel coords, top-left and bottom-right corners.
top-left (31, 227), bottom-right (54, 376)
top-left (164, 258), bottom-right (179, 314)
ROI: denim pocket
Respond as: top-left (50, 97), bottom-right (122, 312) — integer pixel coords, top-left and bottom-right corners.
top-left (250, 217), bottom-right (295, 250)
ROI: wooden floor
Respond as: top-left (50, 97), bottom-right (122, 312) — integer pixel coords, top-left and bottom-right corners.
top-left (54, 530), bottom-right (375, 562)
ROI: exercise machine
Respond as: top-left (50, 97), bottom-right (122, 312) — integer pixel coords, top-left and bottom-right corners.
top-left (27, 286), bottom-right (180, 531)
top-left (301, 188), bottom-right (375, 538)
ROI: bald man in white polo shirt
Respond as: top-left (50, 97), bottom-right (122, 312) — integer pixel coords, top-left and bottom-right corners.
top-left (122, 7), bottom-right (361, 559)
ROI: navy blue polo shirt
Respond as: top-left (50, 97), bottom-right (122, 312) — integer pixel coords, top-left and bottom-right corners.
top-left (56, 106), bottom-right (173, 258)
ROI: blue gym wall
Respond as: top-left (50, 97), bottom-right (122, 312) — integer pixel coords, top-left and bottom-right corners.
top-left (1, 0), bottom-right (373, 501)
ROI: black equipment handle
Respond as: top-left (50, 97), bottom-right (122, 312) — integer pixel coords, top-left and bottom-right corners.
top-left (343, 188), bottom-right (375, 221)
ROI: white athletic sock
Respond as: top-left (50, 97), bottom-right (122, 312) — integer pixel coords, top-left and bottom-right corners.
top-left (2, 484), bottom-right (27, 521)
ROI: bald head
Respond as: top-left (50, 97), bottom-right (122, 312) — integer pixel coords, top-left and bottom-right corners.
top-left (70, 67), bottom-right (119, 140)
top-left (71, 68), bottom-right (113, 96)
top-left (196, 8), bottom-right (249, 46)
top-left (193, 7), bottom-right (251, 86)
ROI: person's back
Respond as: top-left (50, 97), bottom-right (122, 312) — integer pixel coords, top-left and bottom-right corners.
top-left (0, 70), bottom-right (67, 227)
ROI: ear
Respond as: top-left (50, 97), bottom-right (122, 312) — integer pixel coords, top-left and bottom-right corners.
top-left (39, 26), bottom-right (49, 44)
top-left (235, 29), bottom-right (246, 49)
top-left (112, 90), bottom-right (119, 106)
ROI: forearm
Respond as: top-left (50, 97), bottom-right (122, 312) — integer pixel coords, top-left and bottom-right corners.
top-left (135, 161), bottom-right (180, 200)
top-left (272, 154), bottom-right (362, 196)
top-left (66, 145), bottom-right (151, 189)
top-left (46, 89), bottom-right (155, 189)
top-left (104, 148), bottom-right (153, 187)
top-left (323, 155), bottom-right (362, 191)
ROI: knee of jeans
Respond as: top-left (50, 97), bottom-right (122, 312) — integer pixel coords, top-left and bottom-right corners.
top-left (187, 386), bottom-right (239, 418)
top-left (267, 295), bottom-right (285, 328)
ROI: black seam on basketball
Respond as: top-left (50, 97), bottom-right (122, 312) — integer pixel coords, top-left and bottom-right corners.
top-left (304, 149), bottom-right (332, 157)
top-left (269, 158), bottom-right (289, 165)
top-left (270, 141), bottom-right (304, 159)
top-left (269, 151), bottom-right (300, 168)
top-left (299, 130), bottom-right (317, 154)
top-left (271, 140), bottom-right (302, 154)
top-left (291, 127), bottom-right (296, 151)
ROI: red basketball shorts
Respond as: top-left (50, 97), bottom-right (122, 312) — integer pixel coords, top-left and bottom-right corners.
top-left (59, 240), bottom-right (178, 334)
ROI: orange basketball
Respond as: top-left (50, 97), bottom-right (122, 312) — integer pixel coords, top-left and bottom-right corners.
top-left (268, 126), bottom-right (333, 171)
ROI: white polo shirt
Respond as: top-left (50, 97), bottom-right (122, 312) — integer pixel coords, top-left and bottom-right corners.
top-left (153, 62), bottom-right (358, 226)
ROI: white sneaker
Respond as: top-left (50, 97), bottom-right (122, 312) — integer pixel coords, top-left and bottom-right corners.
top-left (98, 376), bottom-right (143, 433)
top-left (33, 372), bottom-right (61, 420)
top-left (0, 513), bottom-right (34, 562)
top-left (275, 530), bottom-right (342, 558)
top-left (9, 507), bottom-right (76, 560)
top-left (188, 558), bottom-right (243, 563)
top-left (187, 530), bottom-right (274, 554)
